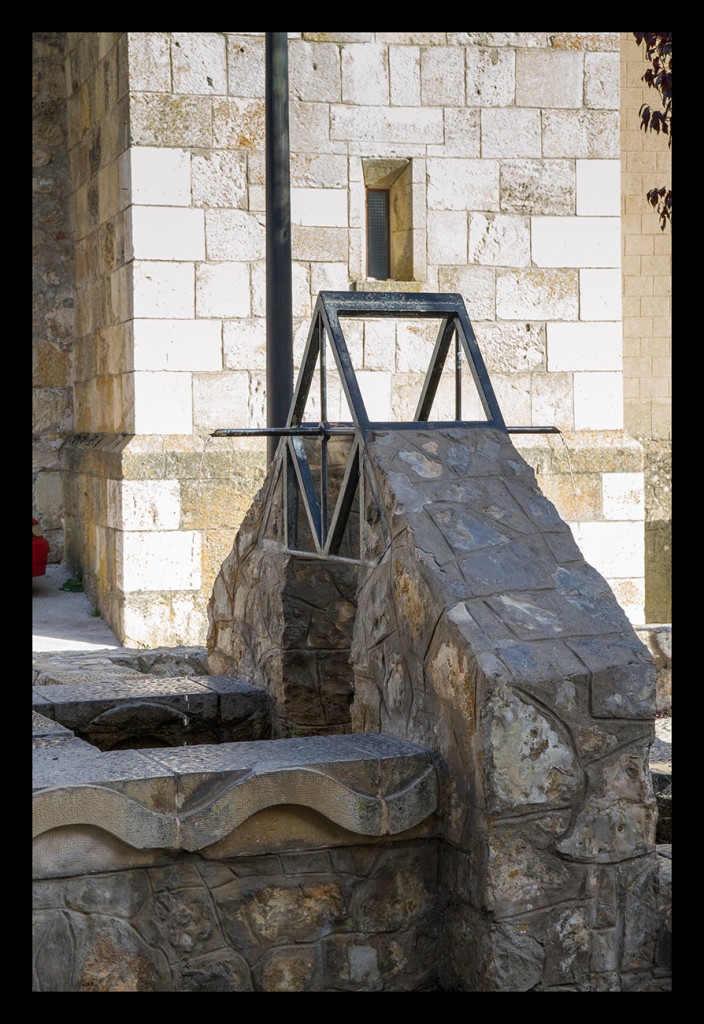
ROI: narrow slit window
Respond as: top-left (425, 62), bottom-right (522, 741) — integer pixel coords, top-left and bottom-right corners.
top-left (366, 189), bottom-right (390, 280)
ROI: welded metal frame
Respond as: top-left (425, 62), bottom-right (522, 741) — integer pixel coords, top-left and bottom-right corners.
top-left (212, 291), bottom-right (559, 560)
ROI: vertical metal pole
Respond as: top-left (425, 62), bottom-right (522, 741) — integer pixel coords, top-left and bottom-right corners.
top-left (265, 33), bottom-right (293, 465)
top-left (455, 330), bottom-right (462, 421)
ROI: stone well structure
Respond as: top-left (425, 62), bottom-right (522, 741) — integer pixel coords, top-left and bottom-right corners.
top-left (33, 294), bottom-right (665, 991)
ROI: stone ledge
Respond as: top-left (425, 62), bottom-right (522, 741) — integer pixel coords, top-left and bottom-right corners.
top-left (33, 730), bottom-right (439, 876)
top-left (32, 674), bottom-right (273, 749)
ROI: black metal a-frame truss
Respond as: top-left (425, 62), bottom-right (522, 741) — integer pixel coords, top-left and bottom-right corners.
top-left (212, 291), bottom-right (557, 561)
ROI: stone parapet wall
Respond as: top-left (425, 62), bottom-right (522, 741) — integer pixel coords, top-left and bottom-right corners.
top-left (33, 712), bottom-right (440, 992)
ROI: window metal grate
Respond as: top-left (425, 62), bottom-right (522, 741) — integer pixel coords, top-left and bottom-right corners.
top-left (366, 190), bottom-right (390, 280)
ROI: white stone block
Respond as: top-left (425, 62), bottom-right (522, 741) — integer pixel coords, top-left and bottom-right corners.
top-left (481, 109), bottom-right (541, 158)
top-left (532, 217), bottom-right (621, 268)
top-left (122, 594), bottom-right (204, 648)
top-left (472, 321), bottom-right (546, 373)
top-left (396, 320), bottom-right (442, 373)
top-left (390, 46), bottom-right (420, 106)
top-left (607, 578), bottom-right (645, 626)
top-left (119, 530), bottom-right (202, 592)
top-left (576, 160), bottom-right (621, 216)
top-left (469, 213), bottom-right (530, 267)
top-left (542, 110), bottom-right (620, 159)
top-left (310, 262), bottom-right (351, 297)
top-left (356, 370), bottom-right (392, 421)
top-left (108, 479), bottom-right (181, 531)
top-left (291, 188), bottom-right (348, 227)
top-left (171, 32), bottom-right (227, 95)
top-left (427, 210), bottom-right (467, 264)
top-left (492, 373), bottom-right (532, 425)
top-left (496, 269), bottom-right (578, 320)
top-left (226, 35), bottom-right (265, 98)
top-left (584, 52), bottom-right (620, 109)
top-left (429, 109), bottom-right (480, 157)
top-left (288, 39), bottom-right (341, 102)
top-left (573, 371), bottom-right (623, 430)
top-left (500, 160), bottom-right (575, 215)
top-left (133, 261), bottom-right (195, 319)
top-left (341, 43), bottom-right (389, 105)
top-left (330, 106), bottom-right (443, 145)
top-left (420, 46), bottom-right (465, 106)
top-left (362, 320), bottom-right (396, 371)
top-left (126, 148), bottom-right (191, 206)
top-left (249, 372), bottom-right (267, 428)
top-left (530, 372), bottom-right (574, 430)
top-left (250, 261), bottom-right (266, 317)
top-left (127, 33), bottom-right (171, 92)
top-left (290, 101), bottom-right (337, 153)
top-left (129, 206), bottom-right (205, 261)
top-left (132, 371), bottom-right (193, 433)
top-left (223, 319), bottom-right (267, 370)
top-left (292, 260), bottom-right (312, 319)
top-left (451, 32), bottom-right (548, 47)
top-left (291, 153), bottom-right (349, 189)
top-left (580, 269), bottom-right (622, 320)
top-left (133, 319), bottom-right (222, 372)
top-left (196, 262), bottom-right (251, 318)
top-left (602, 473), bottom-right (645, 521)
top-left (437, 266), bottom-right (496, 321)
top-left (193, 371), bottom-right (250, 431)
top-left (248, 185), bottom-right (265, 213)
top-left (205, 209), bottom-right (266, 261)
top-left (571, 521), bottom-right (644, 579)
top-left (192, 151), bottom-right (247, 208)
top-left (213, 96), bottom-right (266, 149)
top-left (547, 323), bottom-right (622, 371)
top-left (515, 49), bottom-right (583, 108)
top-left (466, 48), bottom-right (515, 106)
top-left (427, 158), bottom-right (500, 212)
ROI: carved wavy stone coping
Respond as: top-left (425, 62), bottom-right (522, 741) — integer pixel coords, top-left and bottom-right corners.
top-left (32, 717), bottom-right (439, 861)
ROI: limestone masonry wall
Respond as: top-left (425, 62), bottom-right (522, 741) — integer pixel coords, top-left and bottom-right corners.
top-left (32, 32), bottom-right (671, 643)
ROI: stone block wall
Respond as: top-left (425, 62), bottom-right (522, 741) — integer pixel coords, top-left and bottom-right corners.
top-left (618, 33), bottom-right (671, 623)
top-left (33, 843), bottom-right (440, 991)
top-left (33, 31), bottom-right (670, 641)
top-left (62, 434), bottom-right (265, 647)
top-left (32, 33), bottom-right (75, 561)
top-left (514, 431), bottom-right (646, 622)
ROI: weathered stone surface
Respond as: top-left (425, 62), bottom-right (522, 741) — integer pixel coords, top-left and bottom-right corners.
top-left (497, 158), bottom-right (573, 215)
top-left (556, 742), bottom-right (657, 862)
top-left (496, 268), bottom-right (579, 320)
top-left (483, 688), bottom-right (581, 812)
top-left (344, 425), bottom-right (658, 988)
top-left (33, 909), bottom-right (171, 991)
top-left (636, 625), bottom-right (671, 713)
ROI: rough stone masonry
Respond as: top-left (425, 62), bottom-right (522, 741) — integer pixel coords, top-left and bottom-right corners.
top-left (206, 423), bottom-right (662, 990)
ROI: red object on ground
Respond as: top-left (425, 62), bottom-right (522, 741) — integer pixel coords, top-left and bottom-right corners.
top-left (32, 518), bottom-right (50, 577)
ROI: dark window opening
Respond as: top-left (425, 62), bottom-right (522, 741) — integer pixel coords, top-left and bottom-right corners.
top-left (366, 189), bottom-right (390, 280)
